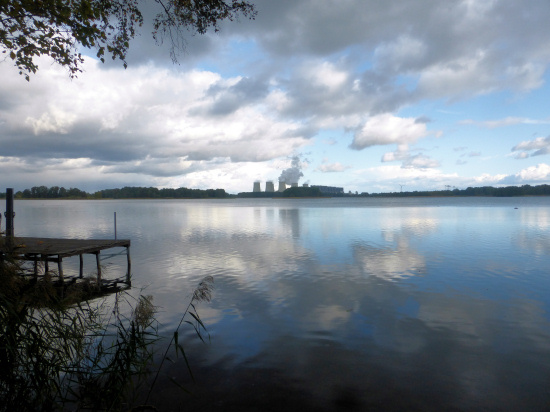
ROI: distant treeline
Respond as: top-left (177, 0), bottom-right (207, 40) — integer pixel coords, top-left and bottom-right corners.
top-left (11, 186), bottom-right (89, 199)
top-left (360, 184), bottom-right (550, 197)
top-left (2, 184), bottom-right (550, 200)
top-left (1, 185), bottom-right (227, 199)
top-left (99, 187), bottom-right (227, 199)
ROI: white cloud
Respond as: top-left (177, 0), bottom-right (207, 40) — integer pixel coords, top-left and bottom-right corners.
top-left (0, 57), bottom-right (312, 190)
top-left (316, 161), bottom-right (351, 173)
top-left (461, 117), bottom-right (550, 128)
top-left (515, 163), bottom-right (550, 181)
top-left (4, 1), bottom-right (550, 192)
top-left (351, 114), bottom-right (429, 150)
top-left (511, 136), bottom-right (550, 157)
top-left (514, 152), bottom-right (529, 160)
top-left (474, 173), bottom-right (508, 184)
top-left (471, 164), bottom-right (550, 185)
top-left (307, 61), bottom-right (349, 93)
top-left (381, 145), bottom-right (440, 169)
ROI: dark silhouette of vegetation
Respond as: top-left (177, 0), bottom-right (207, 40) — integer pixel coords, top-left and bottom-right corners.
top-left (1, 0), bottom-right (256, 80)
top-left (359, 184), bottom-right (550, 198)
top-left (236, 186), bottom-right (323, 198)
top-left (236, 191), bottom-right (283, 198)
top-left (0, 238), bottom-right (214, 411)
top-left (282, 186), bottom-right (323, 197)
top-left (15, 186), bottom-right (88, 199)
top-left (100, 186), bottom-right (227, 199)
top-left (2, 185), bottom-right (228, 199)
top-left (3, 183), bottom-right (550, 200)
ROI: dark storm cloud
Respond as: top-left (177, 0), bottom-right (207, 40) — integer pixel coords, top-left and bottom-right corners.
top-left (1, 124), bottom-right (150, 162)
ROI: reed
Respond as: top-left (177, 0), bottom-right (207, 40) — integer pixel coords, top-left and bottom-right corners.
top-left (0, 242), bottom-right (214, 411)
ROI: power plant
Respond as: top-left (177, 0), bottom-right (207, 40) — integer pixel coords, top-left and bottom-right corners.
top-left (254, 181), bottom-right (276, 192)
top-left (248, 156), bottom-right (343, 195)
top-left (248, 180), bottom-right (344, 195)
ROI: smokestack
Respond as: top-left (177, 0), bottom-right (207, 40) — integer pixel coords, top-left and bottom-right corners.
top-left (278, 181), bottom-right (286, 192)
top-left (253, 181), bottom-right (261, 192)
top-left (265, 181), bottom-right (275, 192)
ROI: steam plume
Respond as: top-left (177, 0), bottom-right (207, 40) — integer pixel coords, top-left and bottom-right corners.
top-left (278, 156), bottom-right (303, 184)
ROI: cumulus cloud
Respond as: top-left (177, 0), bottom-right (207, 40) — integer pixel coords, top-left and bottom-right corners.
top-left (350, 114), bottom-right (430, 150)
top-left (379, 144), bottom-right (440, 170)
top-left (4, 0), bottom-right (550, 191)
top-left (474, 173), bottom-right (509, 184)
top-left (515, 163), bottom-right (550, 181)
top-left (511, 135), bottom-right (550, 158)
top-left (0, 58), bottom-right (310, 190)
top-left (472, 164), bottom-right (550, 185)
top-left (316, 161), bottom-right (351, 173)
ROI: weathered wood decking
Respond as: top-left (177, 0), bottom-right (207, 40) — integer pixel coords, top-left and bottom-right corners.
top-left (5, 237), bottom-right (131, 286)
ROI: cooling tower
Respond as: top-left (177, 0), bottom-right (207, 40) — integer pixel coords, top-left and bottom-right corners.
top-left (278, 181), bottom-right (286, 192)
top-left (265, 181), bottom-right (275, 192)
top-left (303, 183), bottom-right (309, 187)
top-left (291, 183), bottom-right (298, 188)
top-left (253, 181), bottom-right (261, 192)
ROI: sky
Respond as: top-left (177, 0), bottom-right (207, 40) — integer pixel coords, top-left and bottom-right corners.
top-left (2, 0), bottom-right (550, 194)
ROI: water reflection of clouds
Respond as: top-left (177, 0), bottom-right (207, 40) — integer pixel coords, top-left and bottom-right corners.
top-left (352, 240), bottom-right (425, 281)
top-left (513, 228), bottom-right (550, 256)
top-left (518, 207), bottom-right (550, 229)
top-left (303, 304), bottom-right (353, 331)
top-left (155, 204), bottom-right (437, 298)
top-left (13, 199), bottom-right (550, 410)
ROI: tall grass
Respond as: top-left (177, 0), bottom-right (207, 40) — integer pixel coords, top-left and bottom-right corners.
top-left (0, 244), bottom-right (214, 411)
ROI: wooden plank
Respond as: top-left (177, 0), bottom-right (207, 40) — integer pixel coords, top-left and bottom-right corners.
top-left (5, 237), bottom-right (130, 258)
top-left (3, 237), bottom-right (132, 287)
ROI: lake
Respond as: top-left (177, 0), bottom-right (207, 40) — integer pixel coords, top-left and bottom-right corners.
top-left (8, 197), bottom-right (550, 411)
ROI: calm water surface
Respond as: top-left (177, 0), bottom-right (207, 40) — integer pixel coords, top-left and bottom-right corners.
top-left (9, 197), bottom-right (550, 411)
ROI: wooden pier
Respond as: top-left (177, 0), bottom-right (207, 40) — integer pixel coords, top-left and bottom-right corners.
top-left (5, 237), bottom-right (132, 286)
top-left (2, 188), bottom-right (131, 288)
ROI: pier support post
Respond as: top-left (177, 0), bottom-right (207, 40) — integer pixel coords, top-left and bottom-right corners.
top-left (95, 252), bottom-right (101, 284)
top-left (5, 188), bottom-right (14, 249)
top-left (126, 246), bottom-right (132, 286)
top-left (57, 256), bottom-right (64, 283)
top-left (79, 254), bottom-right (84, 278)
